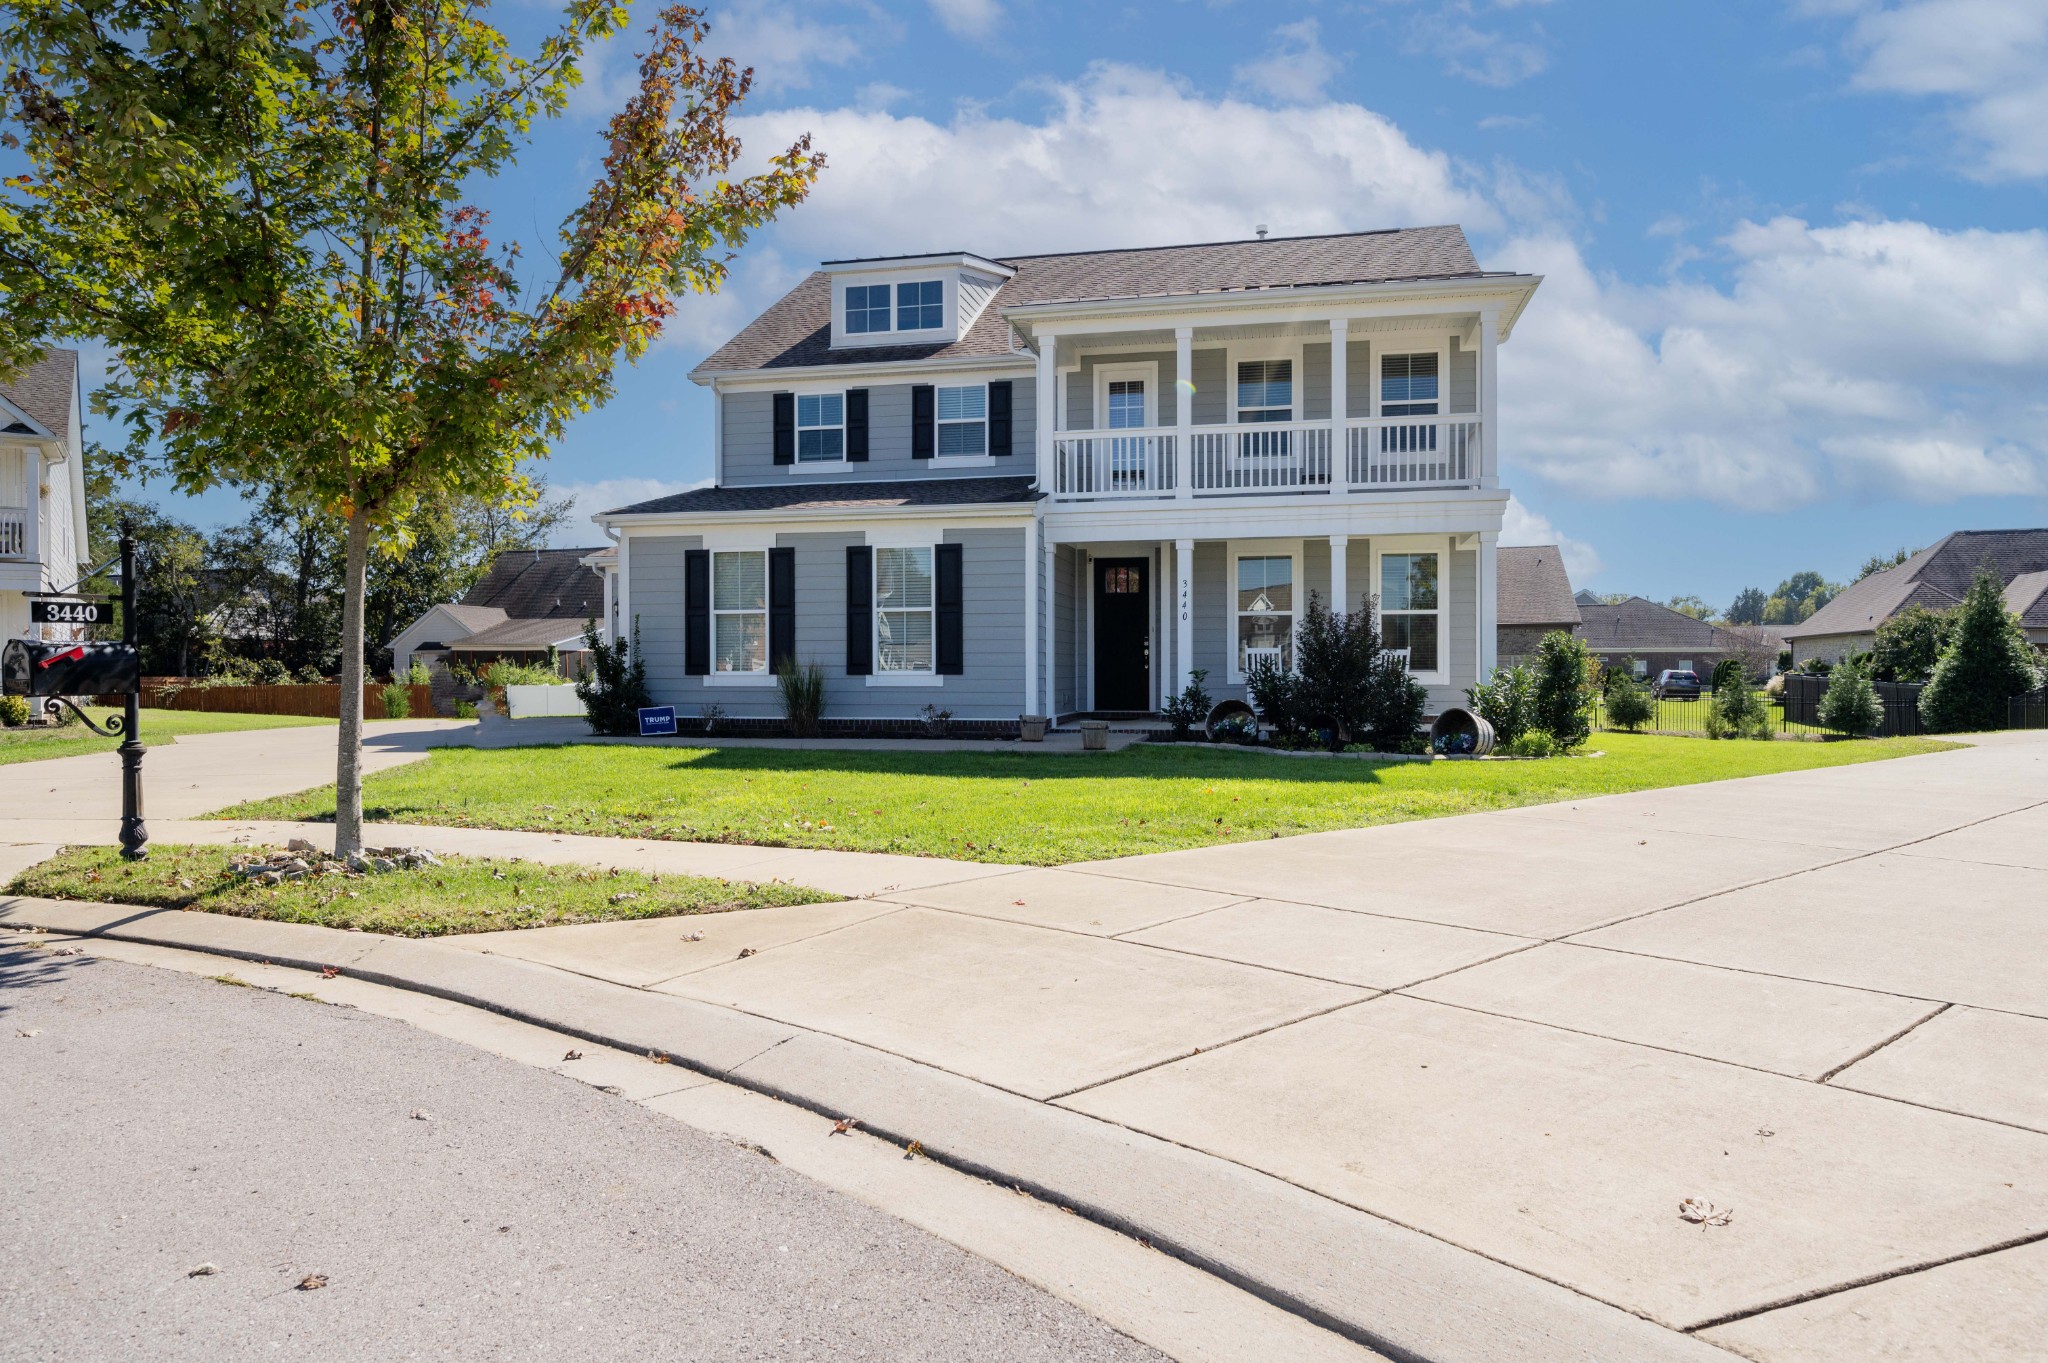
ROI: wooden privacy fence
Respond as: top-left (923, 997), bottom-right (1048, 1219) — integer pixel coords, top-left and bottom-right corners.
top-left (112, 682), bottom-right (435, 718)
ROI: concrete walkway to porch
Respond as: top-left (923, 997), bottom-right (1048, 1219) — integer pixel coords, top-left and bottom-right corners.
top-left (4, 725), bottom-right (2045, 1360)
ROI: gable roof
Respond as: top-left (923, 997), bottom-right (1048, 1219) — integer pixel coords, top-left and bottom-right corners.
top-left (448, 617), bottom-right (592, 652)
top-left (695, 227), bottom-right (1487, 375)
top-left (2004, 570), bottom-right (2048, 629)
top-left (607, 476), bottom-right (1040, 517)
top-left (1782, 528), bottom-right (2048, 639)
top-left (1573, 594), bottom-right (1731, 653)
top-left (0, 349), bottom-right (78, 442)
top-left (462, 547), bottom-right (606, 620)
top-left (1496, 545), bottom-right (1580, 628)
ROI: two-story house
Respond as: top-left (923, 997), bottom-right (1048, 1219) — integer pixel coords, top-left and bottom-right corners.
top-left (594, 228), bottom-right (1541, 734)
top-left (2, 349), bottom-right (91, 645)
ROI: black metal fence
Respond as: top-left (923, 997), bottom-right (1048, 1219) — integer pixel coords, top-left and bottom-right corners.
top-left (1589, 674), bottom-right (1925, 739)
top-left (2012, 688), bottom-right (2048, 730)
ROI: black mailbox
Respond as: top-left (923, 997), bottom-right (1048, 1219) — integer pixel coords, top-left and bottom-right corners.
top-left (2, 639), bottom-right (141, 698)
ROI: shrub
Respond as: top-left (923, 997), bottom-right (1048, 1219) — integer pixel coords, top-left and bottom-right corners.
top-left (405, 660), bottom-right (432, 687)
top-left (1245, 657), bottom-right (1305, 742)
top-left (574, 620), bottom-right (651, 736)
top-left (1816, 664), bottom-right (1882, 736)
top-left (1603, 673), bottom-right (1655, 731)
top-left (776, 657), bottom-right (826, 737)
top-left (1531, 630), bottom-right (1595, 750)
top-left (1797, 656), bottom-right (1833, 676)
top-left (1919, 568), bottom-right (2042, 733)
top-left (1870, 604), bottom-right (1954, 683)
top-left (1501, 730), bottom-right (1558, 758)
top-left (378, 682), bottom-right (412, 718)
top-left (1708, 658), bottom-right (1746, 695)
top-left (1704, 683), bottom-right (1771, 740)
top-left (453, 700), bottom-right (478, 720)
top-left (1160, 668), bottom-right (1213, 742)
top-left (1467, 664), bottom-right (1537, 747)
top-left (0, 694), bottom-right (30, 727)
top-left (1359, 656), bottom-right (1429, 755)
top-left (482, 658), bottom-right (566, 689)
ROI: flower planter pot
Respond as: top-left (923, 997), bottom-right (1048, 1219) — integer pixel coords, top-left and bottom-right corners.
top-left (1079, 720), bottom-right (1109, 751)
top-left (1018, 714), bottom-right (1048, 743)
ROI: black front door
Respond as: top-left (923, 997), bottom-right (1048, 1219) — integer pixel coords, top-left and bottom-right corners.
top-left (1093, 557), bottom-right (1151, 712)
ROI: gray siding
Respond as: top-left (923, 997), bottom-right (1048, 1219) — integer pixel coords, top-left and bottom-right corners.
top-left (1303, 342), bottom-right (1331, 422)
top-left (1190, 348), bottom-right (1228, 424)
top-left (1064, 351), bottom-right (1180, 430)
top-left (1346, 339), bottom-right (1371, 419)
top-left (722, 375), bottom-right (1036, 486)
top-left (1053, 544), bottom-right (1078, 715)
top-left (629, 526), bottom-right (1030, 720)
top-left (1449, 337), bottom-right (1477, 415)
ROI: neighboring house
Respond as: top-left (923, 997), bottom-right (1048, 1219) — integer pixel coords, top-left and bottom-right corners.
top-left (389, 547), bottom-right (608, 678)
top-left (594, 227), bottom-right (1542, 731)
top-left (1780, 528), bottom-right (2048, 666)
top-left (1496, 544), bottom-right (1580, 662)
top-left (1, 349), bottom-right (91, 644)
top-left (1573, 591), bottom-right (1742, 679)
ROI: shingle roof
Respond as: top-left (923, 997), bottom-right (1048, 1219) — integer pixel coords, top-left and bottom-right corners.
top-left (2003, 570), bottom-right (2048, 629)
top-left (0, 349), bottom-right (78, 442)
top-left (1782, 528), bottom-right (2048, 638)
top-left (1574, 596), bottom-right (1732, 653)
top-left (448, 618), bottom-right (593, 652)
top-left (462, 548), bottom-right (606, 619)
top-left (696, 227), bottom-right (1484, 374)
top-left (1496, 545), bottom-right (1580, 628)
top-left (607, 476), bottom-right (1040, 517)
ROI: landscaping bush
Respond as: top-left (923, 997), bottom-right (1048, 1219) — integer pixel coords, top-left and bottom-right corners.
top-left (1919, 568), bottom-right (2042, 733)
top-left (1704, 683), bottom-right (1771, 740)
top-left (1501, 730), bottom-right (1558, 758)
top-left (776, 657), bottom-right (826, 737)
top-left (379, 682), bottom-right (412, 719)
top-left (1245, 656), bottom-right (1306, 743)
top-left (1160, 668), bottom-right (1213, 742)
top-left (453, 700), bottom-right (478, 720)
top-left (1870, 604), bottom-right (1954, 683)
top-left (1467, 664), bottom-right (1537, 747)
top-left (1532, 630), bottom-right (1595, 751)
top-left (1709, 658), bottom-right (1747, 694)
top-left (0, 695), bottom-right (30, 727)
top-left (1816, 664), bottom-right (1882, 736)
top-left (1250, 592), bottom-right (1426, 752)
top-left (1602, 673), bottom-right (1655, 732)
top-left (574, 620), bottom-right (650, 736)
top-left (405, 660), bottom-right (432, 687)
top-left (482, 658), bottom-right (566, 689)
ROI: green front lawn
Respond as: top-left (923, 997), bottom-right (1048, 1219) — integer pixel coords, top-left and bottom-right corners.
top-left (215, 733), bottom-right (1960, 866)
top-left (7, 843), bottom-right (835, 936)
top-left (0, 707), bottom-right (330, 766)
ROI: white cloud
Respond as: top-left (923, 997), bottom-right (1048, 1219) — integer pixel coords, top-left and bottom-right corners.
top-left (1233, 19), bottom-right (1343, 105)
top-left (1821, 0), bottom-right (2048, 179)
top-left (929, 0), bottom-right (1001, 42)
top-left (1404, 8), bottom-right (1551, 87)
top-left (550, 477), bottom-right (710, 544)
top-left (1502, 496), bottom-right (1603, 581)
top-left (705, 0), bottom-right (867, 94)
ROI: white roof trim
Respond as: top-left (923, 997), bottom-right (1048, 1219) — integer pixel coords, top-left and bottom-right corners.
top-left (0, 391), bottom-right (57, 441)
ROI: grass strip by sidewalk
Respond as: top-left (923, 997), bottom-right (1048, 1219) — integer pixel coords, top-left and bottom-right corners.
top-left (212, 732), bottom-right (1962, 866)
top-left (0, 708), bottom-right (330, 766)
top-left (7, 844), bottom-right (838, 937)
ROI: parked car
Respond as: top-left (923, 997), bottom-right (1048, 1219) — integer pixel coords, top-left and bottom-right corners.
top-left (1652, 669), bottom-right (1703, 700)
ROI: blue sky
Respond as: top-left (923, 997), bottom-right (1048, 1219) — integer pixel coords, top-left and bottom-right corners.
top-left (111, 0), bottom-right (2048, 609)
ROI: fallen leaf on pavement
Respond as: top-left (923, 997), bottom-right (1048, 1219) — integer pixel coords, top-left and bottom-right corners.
top-left (831, 1117), bottom-right (859, 1136)
top-left (296, 1274), bottom-right (328, 1291)
top-left (680, 932), bottom-right (704, 943)
top-left (737, 947), bottom-right (758, 958)
top-left (410, 1109), bottom-right (431, 1121)
top-left (904, 1140), bottom-right (924, 1160)
top-left (648, 1050), bottom-right (670, 1064)
top-left (16, 1029), bottom-right (40, 1038)
top-left (187, 1263), bottom-right (219, 1278)
top-left (562, 1049), bottom-right (583, 1062)
top-left (320, 966), bottom-right (339, 979)
top-left (1678, 1198), bottom-right (1734, 1227)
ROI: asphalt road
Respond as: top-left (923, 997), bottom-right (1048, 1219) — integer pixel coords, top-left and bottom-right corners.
top-left (0, 944), bottom-right (1167, 1363)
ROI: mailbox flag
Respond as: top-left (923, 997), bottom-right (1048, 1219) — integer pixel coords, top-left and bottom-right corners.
top-left (40, 646), bottom-right (87, 669)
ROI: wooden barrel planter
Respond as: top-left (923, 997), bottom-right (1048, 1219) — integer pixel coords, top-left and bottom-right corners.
top-left (1429, 706), bottom-right (1495, 757)
top-left (1205, 699), bottom-right (1259, 744)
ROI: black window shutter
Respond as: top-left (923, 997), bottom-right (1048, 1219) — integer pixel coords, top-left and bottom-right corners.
top-left (911, 384), bottom-right (935, 459)
top-left (845, 545), bottom-right (873, 676)
top-left (768, 546), bottom-right (796, 672)
top-left (772, 392), bottom-right (795, 465)
top-left (846, 389), bottom-right (869, 462)
top-left (935, 542), bottom-right (964, 676)
top-left (987, 380), bottom-right (1012, 457)
top-left (684, 549), bottom-right (710, 675)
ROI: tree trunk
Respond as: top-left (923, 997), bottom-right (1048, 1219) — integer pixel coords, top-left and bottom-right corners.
top-left (335, 511), bottom-right (371, 857)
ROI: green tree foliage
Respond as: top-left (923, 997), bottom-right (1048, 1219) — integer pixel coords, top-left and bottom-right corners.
top-left (1160, 668), bottom-right (1213, 743)
top-left (1665, 594), bottom-right (1716, 621)
top-left (1532, 629), bottom-right (1595, 750)
top-left (1868, 604), bottom-right (1955, 684)
top-left (1708, 658), bottom-right (1746, 694)
top-left (1761, 571), bottom-right (1843, 625)
top-left (1816, 664), bottom-right (1882, 736)
top-left (1251, 593), bottom-right (1427, 751)
top-left (0, 0), bottom-right (820, 854)
top-left (574, 620), bottom-right (649, 736)
top-left (1466, 664), bottom-right (1537, 746)
top-left (1704, 681), bottom-right (1771, 740)
top-left (1857, 547), bottom-right (1914, 581)
top-left (1919, 569), bottom-right (2042, 733)
top-left (1725, 586), bottom-right (1768, 626)
top-left (1602, 672), bottom-right (1655, 732)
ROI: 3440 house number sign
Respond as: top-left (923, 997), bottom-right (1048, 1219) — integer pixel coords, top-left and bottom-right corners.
top-left (29, 598), bottom-right (112, 626)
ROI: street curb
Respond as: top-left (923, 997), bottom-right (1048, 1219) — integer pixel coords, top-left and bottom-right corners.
top-left (1, 894), bottom-right (1730, 1363)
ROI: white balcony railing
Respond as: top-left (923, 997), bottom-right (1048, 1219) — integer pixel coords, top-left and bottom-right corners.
top-left (1046, 418), bottom-right (1483, 502)
top-left (1189, 422), bottom-right (1334, 492)
top-left (1053, 432), bottom-right (1176, 498)
top-left (1347, 417), bottom-right (1481, 489)
top-left (0, 506), bottom-right (27, 558)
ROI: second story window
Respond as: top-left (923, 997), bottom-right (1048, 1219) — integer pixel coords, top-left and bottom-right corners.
top-left (797, 393), bottom-right (845, 462)
top-left (846, 285), bottom-right (892, 334)
top-left (1236, 359), bottom-right (1293, 424)
top-left (897, 280), bottom-right (943, 331)
top-left (1381, 353), bottom-right (1439, 416)
top-left (935, 384), bottom-right (986, 457)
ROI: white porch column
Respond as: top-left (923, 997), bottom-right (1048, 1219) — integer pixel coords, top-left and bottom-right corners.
top-left (1328, 319), bottom-right (1348, 488)
top-left (601, 564), bottom-right (616, 642)
top-left (1478, 529), bottom-right (1499, 681)
top-left (1174, 537), bottom-right (1194, 694)
top-left (616, 534), bottom-right (632, 651)
top-left (1042, 532), bottom-right (1058, 720)
top-left (23, 449), bottom-right (42, 579)
top-left (1478, 307), bottom-right (1500, 488)
top-left (1174, 325), bottom-right (1194, 500)
top-left (1328, 535), bottom-right (1349, 616)
top-left (1035, 330), bottom-right (1058, 492)
top-left (1023, 516), bottom-right (1039, 716)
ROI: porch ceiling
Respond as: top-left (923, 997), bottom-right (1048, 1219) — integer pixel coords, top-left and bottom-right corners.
top-left (1055, 311), bottom-right (1484, 356)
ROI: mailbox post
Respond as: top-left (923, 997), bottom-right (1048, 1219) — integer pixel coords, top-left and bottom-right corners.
top-left (116, 528), bottom-right (146, 859)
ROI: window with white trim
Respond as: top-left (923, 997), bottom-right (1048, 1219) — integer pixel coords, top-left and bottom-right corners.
top-left (797, 393), bottom-right (844, 462)
top-left (1236, 555), bottom-right (1294, 673)
top-left (845, 285), bottom-right (891, 334)
top-left (712, 550), bottom-right (768, 674)
top-left (896, 280), bottom-right (943, 331)
top-left (1236, 359), bottom-right (1293, 424)
top-left (875, 546), bottom-right (935, 674)
top-left (1378, 552), bottom-right (1440, 676)
top-left (1380, 353), bottom-right (1439, 416)
top-left (935, 384), bottom-right (987, 457)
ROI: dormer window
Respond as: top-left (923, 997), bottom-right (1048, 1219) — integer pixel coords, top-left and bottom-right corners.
top-left (846, 285), bottom-right (892, 334)
top-left (896, 281), bottom-right (943, 331)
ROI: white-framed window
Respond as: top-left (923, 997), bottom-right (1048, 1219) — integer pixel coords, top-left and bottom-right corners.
top-left (1380, 353), bottom-right (1440, 417)
top-left (875, 545), bottom-right (935, 674)
top-left (1633, 658), bottom-right (1648, 678)
top-left (797, 392), bottom-right (844, 462)
top-left (1676, 659), bottom-right (1693, 674)
top-left (845, 285), bottom-right (892, 335)
top-left (935, 384), bottom-right (987, 457)
top-left (1377, 549), bottom-right (1442, 681)
top-left (1236, 358), bottom-right (1294, 424)
top-left (1235, 552), bottom-right (1295, 677)
top-left (712, 549), bottom-right (768, 674)
top-left (896, 280), bottom-right (944, 331)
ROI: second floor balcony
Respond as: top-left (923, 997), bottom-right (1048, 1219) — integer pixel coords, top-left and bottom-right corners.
top-left (1052, 414), bottom-right (1483, 499)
